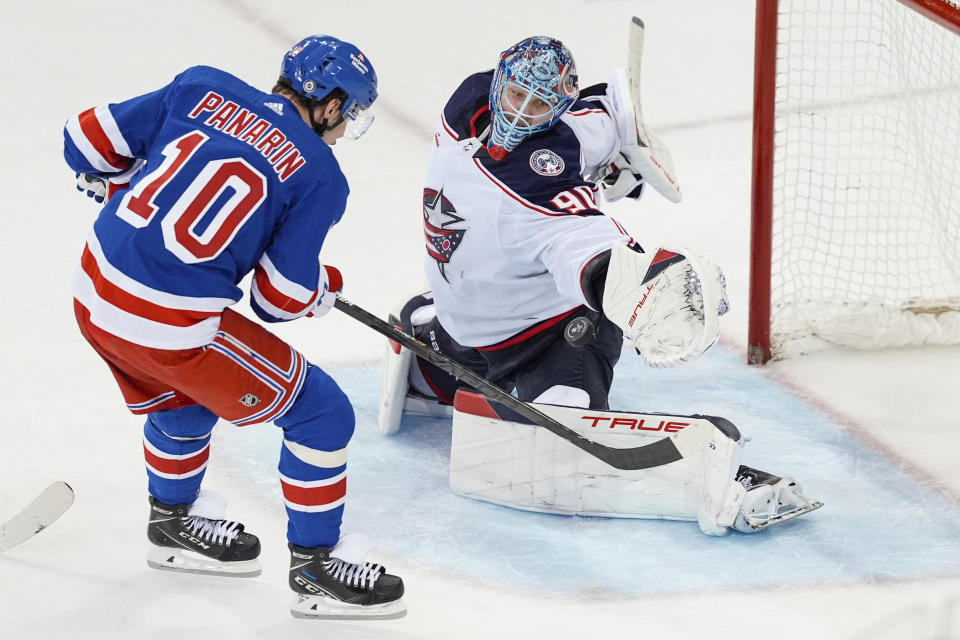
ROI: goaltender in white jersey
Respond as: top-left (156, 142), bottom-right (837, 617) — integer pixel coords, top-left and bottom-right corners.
top-left (382, 33), bottom-right (821, 535)
top-left (424, 75), bottom-right (626, 348)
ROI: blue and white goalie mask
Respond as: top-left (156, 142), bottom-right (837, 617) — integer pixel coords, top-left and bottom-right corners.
top-left (488, 36), bottom-right (579, 161)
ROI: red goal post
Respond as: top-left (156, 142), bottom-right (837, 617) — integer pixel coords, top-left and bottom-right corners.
top-left (748, 0), bottom-right (960, 364)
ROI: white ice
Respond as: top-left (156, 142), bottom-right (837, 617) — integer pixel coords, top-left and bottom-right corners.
top-left (1, 1), bottom-right (958, 639)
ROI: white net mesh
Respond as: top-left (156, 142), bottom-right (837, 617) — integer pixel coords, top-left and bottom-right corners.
top-left (769, 0), bottom-right (960, 357)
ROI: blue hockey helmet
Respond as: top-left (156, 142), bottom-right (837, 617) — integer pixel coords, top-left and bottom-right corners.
top-left (488, 36), bottom-right (579, 160)
top-left (280, 35), bottom-right (378, 139)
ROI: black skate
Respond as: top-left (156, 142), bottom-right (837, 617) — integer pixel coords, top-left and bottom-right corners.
top-left (146, 492), bottom-right (261, 577)
top-left (732, 465), bottom-right (823, 532)
top-left (289, 537), bottom-right (406, 620)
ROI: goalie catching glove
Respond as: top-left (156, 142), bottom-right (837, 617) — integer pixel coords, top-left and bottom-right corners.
top-left (600, 242), bottom-right (728, 367)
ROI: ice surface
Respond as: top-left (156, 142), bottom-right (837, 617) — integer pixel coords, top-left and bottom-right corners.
top-left (216, 348), bottom-right (960, 600)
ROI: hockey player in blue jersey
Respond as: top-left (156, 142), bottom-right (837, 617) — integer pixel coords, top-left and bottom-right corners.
top-left (379, 35), bottom-right (821, 535)
top-left (66, 35), bottom-right (405, 620)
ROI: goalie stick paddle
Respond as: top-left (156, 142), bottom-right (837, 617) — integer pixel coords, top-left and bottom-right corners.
top-left (626, 16), bottom-right (682, 202)
top-left (335, 296), bottom-right (700, 471)
top-left (0, 481), bottom-right (75, 552)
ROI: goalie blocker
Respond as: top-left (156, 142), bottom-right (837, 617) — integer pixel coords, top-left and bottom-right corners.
top-left (450, 390), bottom-right (822, 534)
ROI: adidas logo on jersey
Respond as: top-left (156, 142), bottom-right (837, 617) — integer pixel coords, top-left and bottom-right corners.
top-left (264, 101), bottom-right (284, 116)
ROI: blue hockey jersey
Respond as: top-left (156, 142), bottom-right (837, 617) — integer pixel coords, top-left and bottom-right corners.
top-left (65, 66), bottom-right (347, 349)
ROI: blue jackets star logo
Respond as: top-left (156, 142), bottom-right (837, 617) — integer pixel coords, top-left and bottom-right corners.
top-left (423, 188), bottom-right (467, 282)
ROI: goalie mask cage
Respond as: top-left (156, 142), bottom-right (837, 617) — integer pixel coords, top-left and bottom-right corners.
top-left (748, 0), bottom-right (960, 363)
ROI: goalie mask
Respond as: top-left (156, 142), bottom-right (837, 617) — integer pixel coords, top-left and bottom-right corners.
top-left (488, 37), bottom-right (579, 161)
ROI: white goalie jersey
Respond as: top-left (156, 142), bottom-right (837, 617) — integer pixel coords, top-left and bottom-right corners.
top-left (423, 71), bottom-right (633, 347)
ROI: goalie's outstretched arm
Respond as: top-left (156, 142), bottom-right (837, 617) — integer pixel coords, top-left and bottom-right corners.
top-left (580, 242), bottom-right (729, 367)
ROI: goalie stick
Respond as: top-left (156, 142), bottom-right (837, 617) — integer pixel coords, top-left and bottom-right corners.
top-left (335, 296), bottom-right (715, 471)
top-left (0, 481), bottom-right (74, 552)
top-left (625, 16), bottom-right (682, 203)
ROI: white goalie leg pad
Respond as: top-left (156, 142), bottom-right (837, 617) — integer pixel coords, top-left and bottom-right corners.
top-left (377, 295), bottom-right (451, 434)
top-left (449, 390), bottom-right (743, 526)
top-left (378, 338), bottom-right (414, 435)
top-left (695, 438), bottom-right (747, 536)
top-left (602, 242), bottom-right (729, 367)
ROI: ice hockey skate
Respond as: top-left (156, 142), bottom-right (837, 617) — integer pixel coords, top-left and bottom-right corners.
top-left (146, 491), bottom-right (261, 577)
top-left (732, 465), bottom-right (823, 532)
top-left (289, 533), bottom-right (406, 620)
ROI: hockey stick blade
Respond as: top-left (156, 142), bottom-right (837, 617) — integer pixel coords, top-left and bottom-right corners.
top-left (335, 296), bottom-right (711, 471)
top-left (0, 481), bottom-right (75, 552)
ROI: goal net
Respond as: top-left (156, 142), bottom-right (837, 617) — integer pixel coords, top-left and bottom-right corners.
top-left (748, 0), bottom-right (960, 363)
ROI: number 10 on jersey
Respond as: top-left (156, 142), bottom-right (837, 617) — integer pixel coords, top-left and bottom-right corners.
top-left (116, 130), bottom-right (268, 264)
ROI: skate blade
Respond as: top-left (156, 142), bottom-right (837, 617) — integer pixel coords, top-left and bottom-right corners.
top-left (147, 546), bottom-right (261, 578)
top-left (748, 500), bottom-right (824, 531)
top-left (290, 594), bottom-right (407, 621)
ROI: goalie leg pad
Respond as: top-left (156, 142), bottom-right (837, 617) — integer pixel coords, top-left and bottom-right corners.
top-left (378, 335), bottom-right (413, 435)
top-left (449, 390), bottom-right (744, 525)
top-left (377, 292), bottom-right (452, 435)
top-left (695, 436), bottom-right (747, 536)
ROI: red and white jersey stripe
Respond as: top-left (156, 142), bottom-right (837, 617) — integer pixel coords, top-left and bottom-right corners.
top-left (250, 254), bottom-right (319, 320)
top-left (65, 106), bottom-right (135, 173)
top-left (72, 231), bottom-right (234, 349)
top-left (279, 472), bottom-right (347, 513)
top-left (143, 437), bottom-right (210, 480)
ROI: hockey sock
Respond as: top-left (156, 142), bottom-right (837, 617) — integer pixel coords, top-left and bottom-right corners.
top-left (142, 406), bottom-right (218, 505)
top-left (278, 443), bottom-right (346, 548)
top-left (275, 366), bottom-right (353, 548)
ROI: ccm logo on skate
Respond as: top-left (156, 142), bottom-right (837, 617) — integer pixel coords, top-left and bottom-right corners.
top-left (581, 416), bottom-right (688, 432)
top-left (628, 285), bottom-right (654, 328)
top-left (178, 532), bottom-right (211, 549)
top-left (293, 575), bottom-right (321, 594)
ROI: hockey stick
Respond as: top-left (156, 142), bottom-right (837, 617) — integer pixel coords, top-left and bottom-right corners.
top-left (335, 296), bottom-right (711, 471)
top-left (625, 16), bottom-right (682, 203)
top-left (0, 481), bottom-right (75, 552)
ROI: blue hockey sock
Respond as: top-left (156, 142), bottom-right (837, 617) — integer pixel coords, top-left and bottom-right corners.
top-left (143, 405), bottom-right (218, 505)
